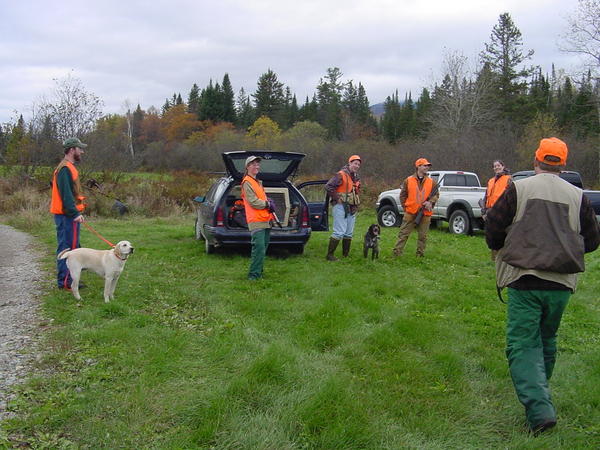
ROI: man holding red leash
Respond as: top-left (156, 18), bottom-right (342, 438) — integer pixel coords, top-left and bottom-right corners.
top-left (50, 137), bottom-right (87, 290)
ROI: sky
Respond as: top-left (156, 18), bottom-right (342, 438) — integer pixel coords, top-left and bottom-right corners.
top-left (0, 0), bottom-right (583, 125)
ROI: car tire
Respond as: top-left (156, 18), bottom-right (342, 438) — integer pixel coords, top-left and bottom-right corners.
top-left (195, 217), bottom-right (204, 240)
top-left (205, 237), bottom-right (216, 254)
top-left (378, 205), bottom-right (400, 227)
top-left (289, 244), bottom-right (305, 255)
top-left (448, 210), bottom-right (471, 235)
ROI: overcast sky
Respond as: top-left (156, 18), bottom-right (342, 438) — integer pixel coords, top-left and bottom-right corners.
top-left (1, 0), bottom-right (583, 125)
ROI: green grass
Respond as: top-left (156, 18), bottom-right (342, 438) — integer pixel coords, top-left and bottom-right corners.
top-left (2, 212), bottom-right (600, 448)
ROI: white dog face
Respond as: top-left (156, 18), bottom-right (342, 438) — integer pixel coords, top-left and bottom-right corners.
top-left (116, 240), bottom-right (134, 257)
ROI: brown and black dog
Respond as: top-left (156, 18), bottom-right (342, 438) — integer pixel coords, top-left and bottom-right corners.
top-left (363, 224), bottom-right (381, 259)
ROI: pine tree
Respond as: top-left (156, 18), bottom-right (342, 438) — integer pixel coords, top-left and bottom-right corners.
top-left (188, 83), bottom-right (200, 115)
top-left (316, 67), bottom-right (345, 139)
top-left (480, 12), bottom-right (534, 121)
top-left (236, 88), bottom-right (256, 128)
top-left (221, 73), bottom-right (237, 124)
top-left (381, 91), bottom-right (402, 144)
top-left (252, 69), bottom-right (286, 126)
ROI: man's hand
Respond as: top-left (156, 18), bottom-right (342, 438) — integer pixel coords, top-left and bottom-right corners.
top-left (423, 201), bottom-right (433, 212)
top-left (267, 198), bottom-right (276, 212)
top-left (74, 215), bottom-right (85, 223)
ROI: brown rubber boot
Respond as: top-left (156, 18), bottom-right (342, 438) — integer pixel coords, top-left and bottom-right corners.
top-left (326, 238), bottom-right (340, 261)
top-left (342, 238), bottom-right (352, 257)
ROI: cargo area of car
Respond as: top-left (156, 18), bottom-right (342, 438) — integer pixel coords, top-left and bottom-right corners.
top-left (222, 184), bottom-right (303, 230)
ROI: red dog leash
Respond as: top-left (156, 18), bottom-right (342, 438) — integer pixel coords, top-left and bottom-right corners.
top-left (82, 221), bottom-right (116, 248)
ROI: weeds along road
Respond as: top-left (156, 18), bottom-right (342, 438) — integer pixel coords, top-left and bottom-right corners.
top-left (0, 224), bottom-right (44, 421)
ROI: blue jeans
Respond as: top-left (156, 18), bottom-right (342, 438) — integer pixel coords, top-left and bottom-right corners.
top-left (331, 203), bottom-right (356, 240)
top-left (54, 214), bottom-right (80, 288)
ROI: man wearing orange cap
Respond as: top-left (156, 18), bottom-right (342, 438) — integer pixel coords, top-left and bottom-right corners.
top-left (392, 158), bottom-right (439, 258)
top-left (324, 155), bottom-right (362, 260)
top-left (486, 137), bottom-right (600, 435)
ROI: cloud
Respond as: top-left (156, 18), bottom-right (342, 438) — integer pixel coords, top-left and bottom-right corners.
top-left (0, 0), bottom-right (580, 124)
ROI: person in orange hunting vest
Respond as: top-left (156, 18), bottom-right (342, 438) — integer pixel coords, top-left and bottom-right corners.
top-left (50, 137), bottom-right (87, 289)
top-left (481, 159), bottom-right (512, 260)
top-left (392, 158), bottom-right (439, 258)
top-left (241, 156), bottom-right (275, 280)
top-left (324, 155), bottom-right (362, 261)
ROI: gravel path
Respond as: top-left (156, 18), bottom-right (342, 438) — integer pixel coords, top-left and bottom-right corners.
top-left (0, 224), bottom-right (45, 421)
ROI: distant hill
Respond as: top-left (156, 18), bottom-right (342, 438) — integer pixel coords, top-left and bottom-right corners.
top-left (370, 102), bottom-right (385, 118)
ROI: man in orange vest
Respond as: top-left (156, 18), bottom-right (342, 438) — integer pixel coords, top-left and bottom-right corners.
top-left (325, 155), bottom-right (362, 261)
top-left (50, 137), bottom-right (87, 289)
top-left (392, 158), bottom-right (439, 257)
top-left (241, 156), bottom-right (275, 280)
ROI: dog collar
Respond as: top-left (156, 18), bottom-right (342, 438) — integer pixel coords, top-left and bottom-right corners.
top-left (113, 250), bottom-right (127, 261)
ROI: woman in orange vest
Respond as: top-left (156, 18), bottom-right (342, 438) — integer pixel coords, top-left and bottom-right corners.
top-left (392, 158), bottom-right (439, 258)
top-left (241, 156), bottom-right (275, 280)
top-left (50, 137), bottom-right (87, 289)
top-left (482, 160), bottom-right (511, 214)
top-left (324, 155), bottom-right (362, 261)
top-left (482, 159), bottom-right (511, 260)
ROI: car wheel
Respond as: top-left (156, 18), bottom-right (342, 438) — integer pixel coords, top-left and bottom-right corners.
top-left (205, 237), bottom-right (215, 254)
top-left (289, 244), bottom-right (305, 255)
top-left (448, 210), bottom-right (471, 235)
top-left (378, 205), bottom-right (400, 227)
top-left (194, 217), bottom-right (204, 240)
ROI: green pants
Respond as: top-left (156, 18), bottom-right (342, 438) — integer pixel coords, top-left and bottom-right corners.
top-left (248, 228), bottom-right (270, 280)
top-left (506, 288), bottom-right (570, 429)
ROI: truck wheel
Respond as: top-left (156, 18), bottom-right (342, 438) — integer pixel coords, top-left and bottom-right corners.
top-left (378, 205), bottom-right (400, 227)
top-left (448, 210), bottom-right (471, 235)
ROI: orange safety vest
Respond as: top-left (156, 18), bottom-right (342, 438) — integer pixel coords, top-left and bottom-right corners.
top-left (485, 174), bottom-right (510, 208)
top-left (241, 175), bottom-right (272, 223)
top-left (50, 160), bottom-right (86, 214)
top-left (404, 176), bottom-right (434, 216)
top-left (336, 170), bottom-right (360, 204)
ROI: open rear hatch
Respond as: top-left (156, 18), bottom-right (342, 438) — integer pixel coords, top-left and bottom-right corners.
top-left (222, 151), bottom-right (305, 182)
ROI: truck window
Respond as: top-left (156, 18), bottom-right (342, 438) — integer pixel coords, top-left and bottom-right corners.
top-left (465, 175), bottom-right (479, 186)
top-left (444, 174), bottom-right (459, 186)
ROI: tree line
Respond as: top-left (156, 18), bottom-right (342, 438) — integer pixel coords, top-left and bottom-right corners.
top-left (2, 8), bottom-right (600, 186)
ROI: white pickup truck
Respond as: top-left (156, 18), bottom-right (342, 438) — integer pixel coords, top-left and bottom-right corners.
top-left (375, 171), bottom-right (486, 235)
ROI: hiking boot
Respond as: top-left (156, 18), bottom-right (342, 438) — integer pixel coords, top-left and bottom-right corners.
top-left (342, 238), bottom-right (352, 257)
top-left (531, 419), bottom-right (557, 436)
top-left (326, 238), bottom-right (340, 261)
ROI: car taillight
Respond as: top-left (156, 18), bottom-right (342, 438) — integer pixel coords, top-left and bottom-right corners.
top-left (301, 206), bottom-right (309, 228)
top-left (216, 206), bottom-right (224, 226)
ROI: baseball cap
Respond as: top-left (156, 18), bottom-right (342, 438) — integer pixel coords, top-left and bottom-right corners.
top-left (62, 137), bottom-right (87, 149)
top-left (415, 158), bottom-right (431, 167)
top-left (245, 155), bottom-right (262, 167)
top-left (348, 154), bottom-right (362, 163)
top-left (535, 137), bottom-right (568, 166)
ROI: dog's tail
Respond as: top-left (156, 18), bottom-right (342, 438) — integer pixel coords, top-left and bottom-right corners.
top-left (57, 249), bottom-right (71, 260)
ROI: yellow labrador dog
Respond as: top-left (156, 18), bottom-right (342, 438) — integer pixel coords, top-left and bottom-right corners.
top-left (57, 241), bottom-right (134, 302)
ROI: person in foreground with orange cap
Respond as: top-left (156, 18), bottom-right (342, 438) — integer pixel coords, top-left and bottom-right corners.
top-left (485, 137), bottom-right (599, 435)
top-left (241, 156), bottom-right (275, 280)
top-left (324, 155), bottom-right (362, 261)
top-left (392, 158), bottom-right (439, 258)
top-left (50, 137), bottom-right (88, 290)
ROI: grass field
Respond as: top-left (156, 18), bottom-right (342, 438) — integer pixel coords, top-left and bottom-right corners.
top-left (2, 212), bottom-right (600, 448)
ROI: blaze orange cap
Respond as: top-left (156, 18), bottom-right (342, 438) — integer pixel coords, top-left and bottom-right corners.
top-left (415, 157), bottom-right (431, 167)
top-left (535, 137), bottom-right (568, 166)
top-left (348, 155), bottom-right (362, 163)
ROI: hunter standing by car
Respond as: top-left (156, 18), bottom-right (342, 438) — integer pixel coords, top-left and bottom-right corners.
top-left (482, 159), bottom-right (512, 260)
top-left (325, 155), bottom-right (361, 261)
top-left (241, 156), bottom-right (275, 280)
top-left (485, 137), bottom-right (600, 435)
top-left (392, 158), bottom-right (439, 258)
top-left (50, 137), bottom-right (87, 290)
